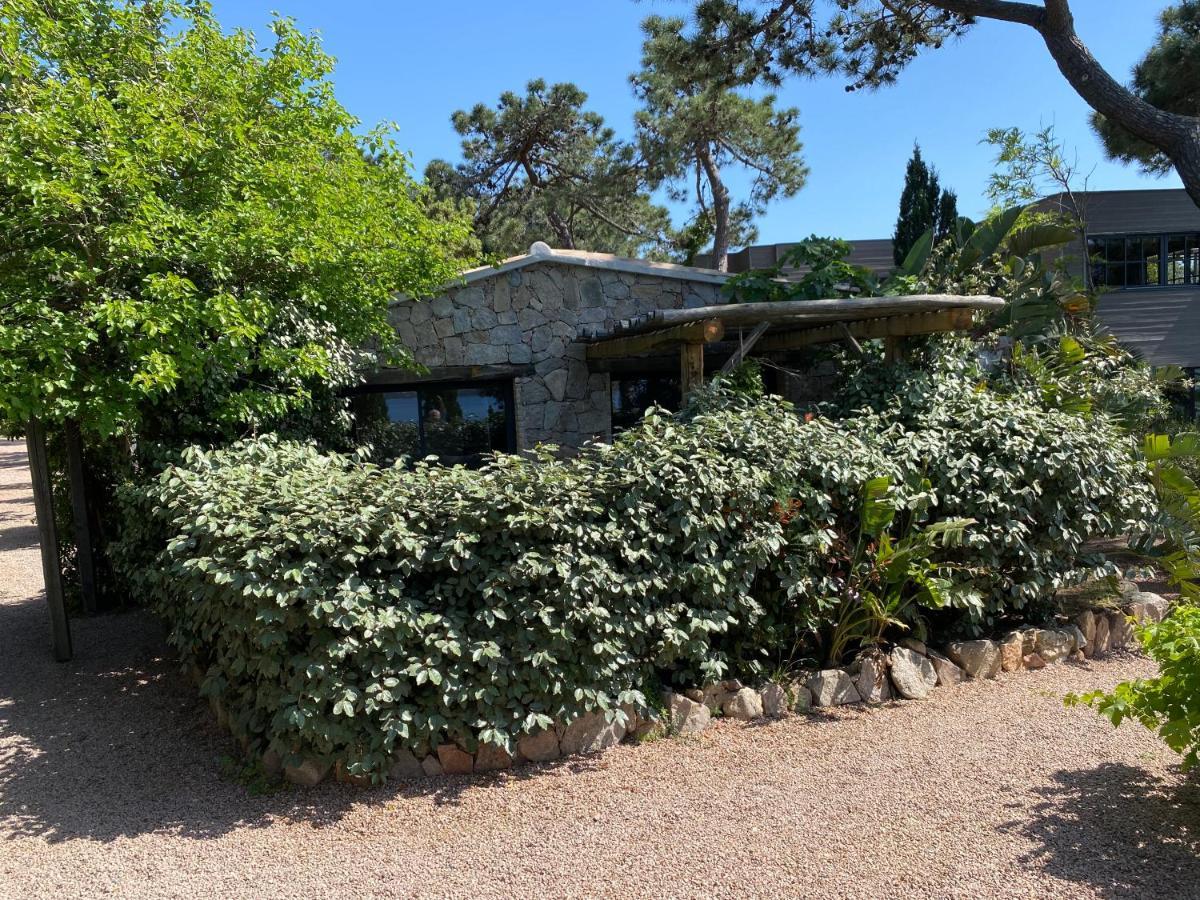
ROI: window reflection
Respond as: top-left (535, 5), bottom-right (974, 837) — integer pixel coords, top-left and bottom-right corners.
top-left (351, 381), bottom-right (514, 465)
top-left (611, 374), bottom-right (681, 432)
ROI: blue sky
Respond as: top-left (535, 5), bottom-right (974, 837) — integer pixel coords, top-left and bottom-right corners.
top-left (210, 0), bottom-right (1179, 245)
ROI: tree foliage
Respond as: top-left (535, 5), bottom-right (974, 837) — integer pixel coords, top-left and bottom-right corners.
top-left (893, 143), bottom-right (957, 265)
top-left (424, 80), bottom-right (672, 259)
top-left (632, 15), bottom-right (808, 271)
top-left (1091, 2), bottom-right (1200, 176)
top-left (677, 1), bottom-right (1200, 207)
top-left (0, 0), bottom-right (470, 438)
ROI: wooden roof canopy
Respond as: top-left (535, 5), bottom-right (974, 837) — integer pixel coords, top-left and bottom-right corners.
top-left (583, 293), bottom-right (1006, 390)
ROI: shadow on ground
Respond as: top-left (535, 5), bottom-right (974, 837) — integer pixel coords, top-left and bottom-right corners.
top-left (0, 587), bottom-right (604, 845)
top-left (1002, 762), bottom-right (1200, 897)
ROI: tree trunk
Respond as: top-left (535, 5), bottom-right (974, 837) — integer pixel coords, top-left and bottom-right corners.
top-left (932, 0), bottom-right (1200, 207)
top-left (697, 143), bottom-right (731, 272)
top-left (521, 160), bottom-right (575, 249)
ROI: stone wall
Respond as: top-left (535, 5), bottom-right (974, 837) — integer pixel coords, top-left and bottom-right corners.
top-left (387, 260), bottom-right (726, 449)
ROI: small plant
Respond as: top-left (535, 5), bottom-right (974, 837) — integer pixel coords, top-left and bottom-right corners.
top-left (1068, 604), bottom-right (1200, 770)
top-left (824, 475), bottom-right (976, 664)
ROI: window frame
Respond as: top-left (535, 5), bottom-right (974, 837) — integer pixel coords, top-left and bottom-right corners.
top-left (349, 377), bottom-right (517, 463)
top-left (1088, 231), bottom-right (1200, 289)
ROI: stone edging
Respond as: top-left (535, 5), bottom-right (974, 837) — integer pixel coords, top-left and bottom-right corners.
top-left (210, 587), bottom-right (1170, 787)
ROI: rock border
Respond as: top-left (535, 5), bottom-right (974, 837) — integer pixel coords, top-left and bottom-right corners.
top-left (204, 591), bottom-right (1169, 787)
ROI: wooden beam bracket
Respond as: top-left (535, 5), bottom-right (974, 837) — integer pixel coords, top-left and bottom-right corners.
top-left (586, 318), bottom-right (725, 361)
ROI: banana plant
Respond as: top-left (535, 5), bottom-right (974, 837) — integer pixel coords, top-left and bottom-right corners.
top-left (825, 475), bottom-right (978, 665)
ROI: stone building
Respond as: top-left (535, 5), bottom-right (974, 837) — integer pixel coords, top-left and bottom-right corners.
top-left (359, 243), bottom-right (729, 461)
top-left (358, 242), bottom-right (1000, 463)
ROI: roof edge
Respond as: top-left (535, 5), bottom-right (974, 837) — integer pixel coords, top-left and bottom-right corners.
top-left (392, 244), bottom-right (730, 305)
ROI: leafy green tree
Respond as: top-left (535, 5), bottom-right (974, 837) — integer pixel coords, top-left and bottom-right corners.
top-left (1091, 2), bottom-right (1200, 176)
top-left (678, 1), bottom-right (1200, 208)
top-left (0, 0), bottom-right (470, 440)
top-left (425, 80), bottom-right (672, 258)
top-left (893, 144), bottom-right (956, 265)
top-left (632, 15), bottom-right (808, 272)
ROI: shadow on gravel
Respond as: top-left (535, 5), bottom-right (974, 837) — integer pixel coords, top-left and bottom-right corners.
top-left (1004, 762), bottom-right (1200, 897)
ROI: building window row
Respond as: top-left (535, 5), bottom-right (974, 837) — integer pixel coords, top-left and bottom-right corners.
top-left (1088, 233), bottom-right (1200, 288)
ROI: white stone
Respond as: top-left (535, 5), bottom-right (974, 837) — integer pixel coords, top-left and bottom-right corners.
top-left (559, 710), bottom-right (626, 755)
top-left (928, 650), bottom-right (964, 686)
top-left (856, 653), bottom-right (894, 703)
top-left (945, 640), bottom-right (1001, 679)
top-left (722, 687), bottom-right (764, 721)
top-left (888, 647), bottom-right (936, 699)
top-left (807, 669), bottom-right (862, 707)
top-left (516, 728), bottom-right (560, 763)
top-left (760, 683), bottom-right (789, 718)
top-left (666, 692), bottom-right (711, 735)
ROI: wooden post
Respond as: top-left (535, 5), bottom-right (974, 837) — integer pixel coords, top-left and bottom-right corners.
top-left (27, 418), bottom-right (73, 661)
top-left (884, 336), bottom-right (907, 364)
top-left (64, 419), bottom-right (98, 615)
top-left (680, 341), bottom-right (705, 396)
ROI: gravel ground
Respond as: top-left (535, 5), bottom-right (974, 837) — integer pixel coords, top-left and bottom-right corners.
top-left (1, 438), bottom-right (1199, 899)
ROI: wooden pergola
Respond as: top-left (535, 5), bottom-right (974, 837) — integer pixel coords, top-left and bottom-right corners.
top-left (585, 294), bottom-right (1006, 393)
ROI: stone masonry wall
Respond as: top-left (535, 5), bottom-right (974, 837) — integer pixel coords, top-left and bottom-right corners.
top-left (388, 261), bottom-right (727, 449)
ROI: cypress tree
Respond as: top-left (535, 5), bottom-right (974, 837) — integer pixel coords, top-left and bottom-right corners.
top-left (893, 143), bottom-right (941, 265)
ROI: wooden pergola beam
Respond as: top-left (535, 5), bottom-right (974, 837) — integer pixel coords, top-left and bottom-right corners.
top-left (603, 294), bottom-right (1004, 338)
top-left (586, 318), bottom-right (725, 360)
top-left (755, 309), bottom-right (974, 353)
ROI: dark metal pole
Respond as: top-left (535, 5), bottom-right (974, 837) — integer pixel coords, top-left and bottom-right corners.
top-left (26, 418), bottom-right (73, 661)
top-left (64, 419), bottom-right (98, 614)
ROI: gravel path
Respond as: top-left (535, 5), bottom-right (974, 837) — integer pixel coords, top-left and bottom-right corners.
top-left (1, 438), bottom-right (1198, 899)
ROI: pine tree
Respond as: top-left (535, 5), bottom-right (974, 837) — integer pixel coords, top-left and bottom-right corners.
top-left (425, 80), bottom-right (671, 258)
top-left (632, 16), bottom-right (807, 272)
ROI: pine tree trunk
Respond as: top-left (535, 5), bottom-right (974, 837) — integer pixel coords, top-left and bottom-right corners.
top-left (697, 144), bottom-right (731, 272)
top-left (934, 0), bottom-right (1200, 207)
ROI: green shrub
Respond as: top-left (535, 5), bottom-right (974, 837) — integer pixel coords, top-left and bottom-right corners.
top-left (833, 347), bottom-right (1156, 624)
top-left (119, 378), bottom-right (1156, 777)
top-left (1069, 604), bottom-right (1200, 770)
top-left (120, 390), bottom-right (877, 777)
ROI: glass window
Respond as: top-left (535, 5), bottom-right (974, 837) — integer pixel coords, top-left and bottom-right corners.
top-left (351, 380), bottom-right (514, 465)
top-left (1089, 233), bottom-right (1200, 288)
top-left (611, 374), bottom-right (680, 432)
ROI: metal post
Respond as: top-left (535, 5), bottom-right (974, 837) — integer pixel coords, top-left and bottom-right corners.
top-left (26, 418), bottom-right (73, 661)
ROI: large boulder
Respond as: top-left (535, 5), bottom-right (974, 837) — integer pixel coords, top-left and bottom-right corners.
top-left (1074, 610), bottom-right (1097, 658)
top-left (722, 687), bottom-right (765, 721)
top-left (760, 683), bottom-right (789, 718)
top-left (284, 757), bottom-right (331, 787)
top-left (1063, 624), bottom-right (1088, 655)
top-left (790, 682), bottom-right (813, 713)
top-left (389, 749), bottom-right (425, 780)
top-left (666, 692), bottom-right (711, 736)
top-left (855, 653), bottom-right (893, 703)
top-left (559, 710), bottom-right (626, 755)
top-left (1033, 629), bottom-right (1073, 664)
top-left (474, 743), bottom-right (513, 772)
top-left (888, 647), bottom-right (936, 699)
top-left (1108, 611), bottom-right (1133, 649)
top-left (1126, 592), bottom-right (1169, 624)
top-left (807, 669), bottom-right (862, 707)
top-left (945, 640), bottom-right (1001, 679)
top-left (928, 650), bottom-right (964, 687)
top-left (999, 632), bottom-right (1024, 673)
